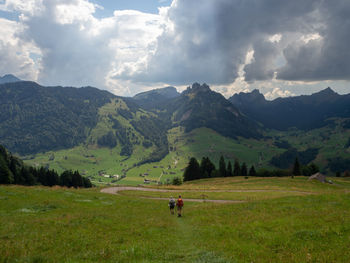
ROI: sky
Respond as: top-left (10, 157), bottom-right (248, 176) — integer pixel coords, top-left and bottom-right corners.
top-left (0, 0), bottom-right (349, 99)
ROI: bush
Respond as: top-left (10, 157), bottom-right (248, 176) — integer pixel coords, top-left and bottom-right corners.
top-left (172, 177), bottom-right (182, 185)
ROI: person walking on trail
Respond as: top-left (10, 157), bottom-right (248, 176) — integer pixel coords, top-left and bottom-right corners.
top-left (176, 195), bottom-right (184, 217)
top-left (169, 197), bottom-right (175, 215)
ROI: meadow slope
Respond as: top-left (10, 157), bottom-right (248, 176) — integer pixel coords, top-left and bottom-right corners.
top-left (1, 177), bottom-right (350, 262)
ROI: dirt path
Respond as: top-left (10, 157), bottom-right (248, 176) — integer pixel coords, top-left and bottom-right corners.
top-left (101, 186), bottom-right (245, 203)
top-left (100, 186), bottom-right (313, 204)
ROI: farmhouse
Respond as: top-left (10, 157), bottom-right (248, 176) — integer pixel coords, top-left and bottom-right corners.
top-left (308, 172), bottom-right (327, 183)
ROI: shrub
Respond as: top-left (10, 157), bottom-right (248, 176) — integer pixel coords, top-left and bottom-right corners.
top-left (172, 177), bottom-right (182, 185)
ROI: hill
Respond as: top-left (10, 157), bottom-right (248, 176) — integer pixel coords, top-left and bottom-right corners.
top-left (0, 81), bottom-right (115, 155)
top-left (165, 83), bottom-right (261, 139)
top-left (229, 87), bottom-right (350, 130)
top-left (132, 86), bottom-right (180, 110)
top-left (0, 74), bottom-right (21, 84)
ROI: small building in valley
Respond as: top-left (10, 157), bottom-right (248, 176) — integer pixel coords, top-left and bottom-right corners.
top-left (308, 172), bottom-right (327, 183)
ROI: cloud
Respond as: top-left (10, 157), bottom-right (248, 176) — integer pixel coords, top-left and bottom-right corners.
top-left (0, 0), bottom-right (349, 96)
top-left (277, 0), bottom-right (350, 81)
top-left (0, 17), bottom-right (39, 80)
top-left (3, 0), bottom-right (164, 94)
top-left (264, 87), bottom-right (294, 100)
top-left (132, 0), bottom-right (323, 85)
top-left (136, 0), bottom-right (350, 87)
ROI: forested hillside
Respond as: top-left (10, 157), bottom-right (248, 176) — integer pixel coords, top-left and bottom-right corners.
top-left (0, 144), bottom-right (92, 187)
top-left (0, 81), bottom-right (115, 155)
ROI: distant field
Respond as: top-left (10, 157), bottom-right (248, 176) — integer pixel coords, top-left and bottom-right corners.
top-left (1, 177), bottom-right (350, 262)
top-left (24, 124), bottom-right (350, 186)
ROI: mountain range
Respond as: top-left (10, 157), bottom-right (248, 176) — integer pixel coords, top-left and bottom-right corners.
top-left (0, 77), bottom-right (349, 183)
top-left (229, 88), bottom-right (350, 130)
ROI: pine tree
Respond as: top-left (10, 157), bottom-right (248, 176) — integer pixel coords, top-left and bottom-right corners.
top-left (233, 159), bottom-right (241, 177)
top-left (308, 163), bottom-right (319, 174)
top-left (0, 155), bottom-right (14, 184)
top-left (47, 170), bottom-right (59, 186)
top-left (12, 157), bottom-right (26, 185)
top-left (38, 167), bottom-right (48, 186)
top-left (219, 155), bottom-right (226, 177)
top-left (292, 157), bottom-right (301, 178)
top-left (241, 162), bottom-right (248, 177)
top-left (21, 167), bottom-right (36, 186)
top-left (183, 157), bottom-right (200, 181)
top-left (72, 170), bottom-right (83, 188)
top-left (60, 170), bottom-right (73, 187)
top-left (227, 161), bottom-right (233, 177)
top-left (249, 165), bottom-right (257, 177)
top-left (200, 157), bottom-right (215, 178)
top-left (82, 177), bottom-right (92, 188)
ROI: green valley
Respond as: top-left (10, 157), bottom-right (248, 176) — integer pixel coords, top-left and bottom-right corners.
top-left (24, 122), bottom-right (350, 186)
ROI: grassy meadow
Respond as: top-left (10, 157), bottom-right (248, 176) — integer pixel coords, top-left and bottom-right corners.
top-left (1, 177), bottom-right (350, 262)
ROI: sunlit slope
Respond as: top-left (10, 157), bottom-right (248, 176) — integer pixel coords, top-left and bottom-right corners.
top-left (26, 119), bottom-right (349, 186)
top-left (1, 177), bottom-right (350, 262)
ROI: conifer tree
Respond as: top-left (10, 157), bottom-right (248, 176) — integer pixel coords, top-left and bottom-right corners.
top-left (38, 167), bottom-right (48, 186)
top-left (227, 161), bottom-right (233, 177)
top-left (72, 170), bottom-right (83, 188)
top-left (219, 155), bottom-right (226, 177)
top-left (47, 170), bottom-right (59, 186)
top-left (292, 157), bottom-right (301, 178)
top-left (241, 162), bottom-right (248, 177)
top-left (82, 177), bottom-right (92, 188)
top-left (308, 163), bottom-right (319, 174)
top-left (21, 167), bottom-right (36, 186)
top-left (200, 157), bottom-right (215, 178)
top-left (183, 157), bottom-right (200, 181)
top-left (60, 170), bottom-right (73, 187)
top-left (233, 159), bottom-right (241, 177)
top-left (249, 165), bottom-right (257, 177)
top-left (0, 155), bottom-right (13, 184)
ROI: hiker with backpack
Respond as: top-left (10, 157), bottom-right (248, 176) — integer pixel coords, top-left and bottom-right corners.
top-left (168, 197), bottom-right (175, 215)
top-left (176, 195), bottom-right (184, 217)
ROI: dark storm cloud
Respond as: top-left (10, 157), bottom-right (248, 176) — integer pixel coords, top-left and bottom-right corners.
top-left (277, 0), bottom-right (350, 81)
top-left (131, 0), bottom-right (349, 85)
top-left (1, 0), bottom-right (349, 93)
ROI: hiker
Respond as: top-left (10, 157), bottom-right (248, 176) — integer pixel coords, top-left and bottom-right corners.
top-left (176, 195), bottom-right (184, 217)
top-left (169, 197), bottom-right (175, 215)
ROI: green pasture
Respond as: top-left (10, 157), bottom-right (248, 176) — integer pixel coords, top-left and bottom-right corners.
top-left (119, 189), bottom-right (310, 201)
top-left (1, 177), bottom-right (350, 262)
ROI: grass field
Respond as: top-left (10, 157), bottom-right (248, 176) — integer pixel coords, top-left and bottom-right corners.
top-left (1, 177), bottom-right (350, 262)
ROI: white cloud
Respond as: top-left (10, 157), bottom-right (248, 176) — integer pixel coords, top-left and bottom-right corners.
top-left (3, 0), bottom-right (166, 93)
top-left (0, 0), bottom-right (44, 15)
top-left (55, 0), bottom-right (96, 24)
top-left (264, 87), bottom-right (294, 100)
top-left (0, 17), bottom-right (39, 80)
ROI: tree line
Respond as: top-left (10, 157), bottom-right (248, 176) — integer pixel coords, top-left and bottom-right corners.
top-left (0, 145), bottom-right (92, 188)
top-left (183, 156), bottom-right (320, 182)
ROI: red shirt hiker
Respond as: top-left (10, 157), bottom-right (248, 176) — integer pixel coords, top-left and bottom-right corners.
top-left (176, 195), bottom-right (184, 217)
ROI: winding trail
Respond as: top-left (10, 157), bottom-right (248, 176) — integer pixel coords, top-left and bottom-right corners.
top-left (101, 186), bottom-right (313, 204)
